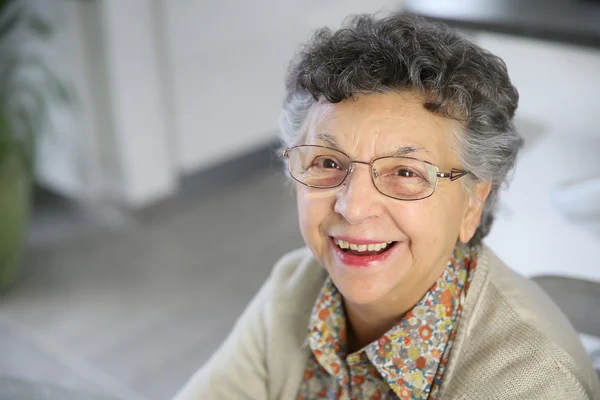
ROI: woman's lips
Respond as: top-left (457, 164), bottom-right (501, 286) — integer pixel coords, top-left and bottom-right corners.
top-left (329, 236), bottom-right (400, 267)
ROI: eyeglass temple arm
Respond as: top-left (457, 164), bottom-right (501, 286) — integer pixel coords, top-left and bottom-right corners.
top-left (437, 169), bottom-right (470, 181)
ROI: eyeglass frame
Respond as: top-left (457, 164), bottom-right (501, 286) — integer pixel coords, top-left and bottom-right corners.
top-left (282, 144), bottom-right (471, 201)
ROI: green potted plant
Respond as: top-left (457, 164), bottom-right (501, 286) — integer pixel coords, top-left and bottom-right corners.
top-left (0, 0), bottom-right (70, 291)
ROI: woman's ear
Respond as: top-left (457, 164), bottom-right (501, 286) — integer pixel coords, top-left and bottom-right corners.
top-left (459, 182), bottom-right (492, 243)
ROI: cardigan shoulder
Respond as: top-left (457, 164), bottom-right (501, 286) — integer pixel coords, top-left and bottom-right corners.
top-left (269, 247), bottom-right (327, 308)
top-left (440, 245), bottom-right (600, 399)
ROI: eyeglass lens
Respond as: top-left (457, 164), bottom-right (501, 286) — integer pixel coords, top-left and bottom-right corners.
top-left (288, 146), bottom-right (438, 200)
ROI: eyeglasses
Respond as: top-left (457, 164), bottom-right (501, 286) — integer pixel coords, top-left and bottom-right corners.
top-left (282, 145), bottom-right (470, 201)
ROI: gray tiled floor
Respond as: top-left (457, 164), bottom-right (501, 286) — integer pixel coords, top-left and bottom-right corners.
top-left (0, 165), bottom-right (305, 400)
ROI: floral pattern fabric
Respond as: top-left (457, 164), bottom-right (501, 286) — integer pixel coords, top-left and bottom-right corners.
top-left (296, 244), bottom-right (477, 400)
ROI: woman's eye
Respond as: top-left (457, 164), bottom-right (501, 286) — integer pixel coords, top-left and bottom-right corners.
top-left (314, 157), bottom-right (340, 169)
top-left (396, 168), bottom-right (417, 177)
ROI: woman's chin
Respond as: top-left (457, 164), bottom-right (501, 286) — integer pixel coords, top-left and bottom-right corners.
top-left (337, 283), bottom-right (389, 306)
top-left (326, 258), bottom-right (409, 306)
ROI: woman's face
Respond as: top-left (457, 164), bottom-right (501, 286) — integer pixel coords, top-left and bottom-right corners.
top-left (296, 92), bottom-right (489, 307)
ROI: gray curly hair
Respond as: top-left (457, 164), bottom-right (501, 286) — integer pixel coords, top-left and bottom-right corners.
top-left (278, 13), bottom-right (524, 244)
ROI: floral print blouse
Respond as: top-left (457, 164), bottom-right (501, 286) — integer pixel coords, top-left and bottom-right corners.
top-left (296, 244), bottom-right (477, 400)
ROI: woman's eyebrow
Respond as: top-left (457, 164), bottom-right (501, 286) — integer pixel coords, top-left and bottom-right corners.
top-left (391, 145), bottom-right (431, 157)
top-left (314, 133), bottom-right (340, 148)
top-left (316, 133), bottom-right (430, 157)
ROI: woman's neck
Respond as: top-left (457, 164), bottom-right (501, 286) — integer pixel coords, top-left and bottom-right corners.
top-left (344, 297), bottom-right (413, 353)
top-left (343, 261), bottom-right (447, 353)
top-left (344, 305), bottom-right (400, 353)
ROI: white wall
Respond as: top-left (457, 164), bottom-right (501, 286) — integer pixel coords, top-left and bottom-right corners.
top-left (48, 0), bottom-right (402, 206)
top-left (100, 0), bottom-right (177, 206)
top-left (161, 0), bottom-right (403, 174)
top-left (53, 0), bottom-right (126, 209)
top-left (47, 0), bottom-right (176, 209)
top-left (474, 33), bottom-right (600, 282)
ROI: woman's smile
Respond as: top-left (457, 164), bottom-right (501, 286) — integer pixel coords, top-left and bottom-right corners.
top-left (329, 236), bottom-right (401, 267)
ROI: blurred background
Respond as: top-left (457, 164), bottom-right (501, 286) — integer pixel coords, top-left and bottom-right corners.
top-left (0, 0), bottom-right (599, 399)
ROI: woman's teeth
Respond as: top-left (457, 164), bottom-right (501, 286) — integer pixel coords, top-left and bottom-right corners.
top-left (333, 238), bottom-right (394, 252)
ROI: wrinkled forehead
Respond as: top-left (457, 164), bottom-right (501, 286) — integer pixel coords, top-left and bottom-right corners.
top-left (304, 93), bottom-right (460, 160)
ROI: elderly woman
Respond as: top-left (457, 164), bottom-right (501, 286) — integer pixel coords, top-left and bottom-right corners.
top-left (175, 13), bottom-right (600, 400)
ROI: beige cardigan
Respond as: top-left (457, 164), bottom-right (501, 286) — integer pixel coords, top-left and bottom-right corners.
top-left (175, 245), bottom-right (600, 399)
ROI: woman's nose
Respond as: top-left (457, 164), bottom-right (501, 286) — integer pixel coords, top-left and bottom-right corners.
top-left (333, 163), bottom-right (384, 224)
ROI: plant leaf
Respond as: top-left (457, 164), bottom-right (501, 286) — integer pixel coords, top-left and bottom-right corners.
top-left (35, 62), bottom-right (72, 103)
top-left (1, 54), bottom-right (72, 106)
top-left (28, 13), bottom-right (53, 38)
top-left (0, 0), bottom-right (24, 40)
top-left (0, 0), bottom-right (73, 173)
top-left (0, 111), bottom-right (15, 166)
